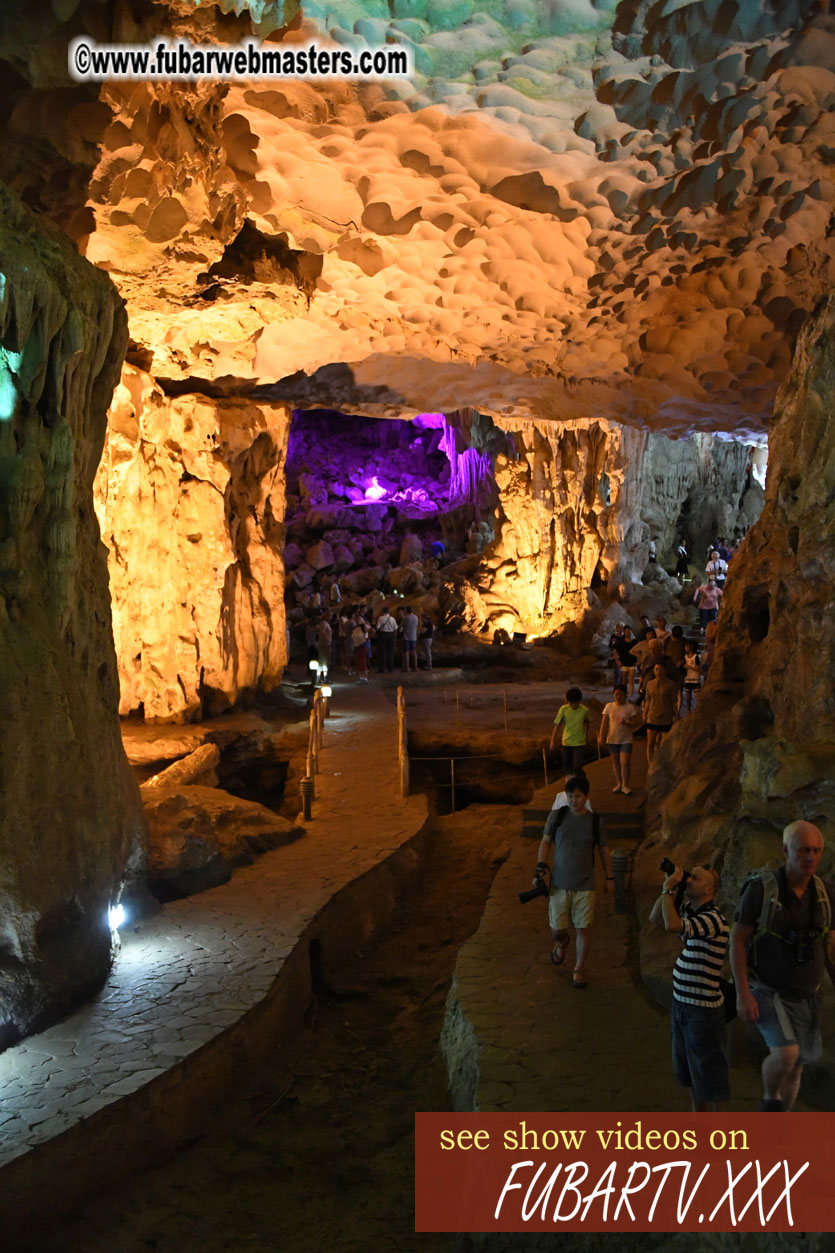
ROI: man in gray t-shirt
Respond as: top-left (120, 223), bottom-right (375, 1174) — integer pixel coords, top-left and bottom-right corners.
top-left (534, 777), bottom-right (612, 988)
top-left (401, 609), bottom-right (419, 672)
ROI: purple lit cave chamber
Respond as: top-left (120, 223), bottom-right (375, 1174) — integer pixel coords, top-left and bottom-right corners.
top-left (282, 408), bottom-right (503, 610)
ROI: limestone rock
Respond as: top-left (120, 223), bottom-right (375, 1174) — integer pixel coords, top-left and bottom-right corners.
top-left (306, 539), bottom-right (335, 570)
top-left (331, 544), bottom-right (355, 572)
top-left (342, 566), bottom-right (385, 595)
top-left (0, 183), bottom-right (145, 1046)
top-left (5, 1), bottom-right (835, 432)
top-left (121, 727), bottom-right (209, 767)
top-left (589, 605), bottom-right (635, 658)
top-left (142, 743), bottom-right (221, 791)
top-left (143, 784), bottom-right (305, 902)
top-left (388, 565), bottom-right (425, 595)
top-left (283, 542), bottom-right (305, 570)
top-left (399, 533), bottom-right (423, 564)
top-left (95, 369), bottom-right (291, 721)
top-left (637, 294), bottom-right (835, 995)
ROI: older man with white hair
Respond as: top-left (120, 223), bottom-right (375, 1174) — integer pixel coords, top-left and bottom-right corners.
top-left (730, 821), bottom-right (835, 1111)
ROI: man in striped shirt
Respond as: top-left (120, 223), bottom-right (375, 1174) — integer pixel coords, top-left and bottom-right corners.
top-left (651, 863), bottom-right (730, 1111)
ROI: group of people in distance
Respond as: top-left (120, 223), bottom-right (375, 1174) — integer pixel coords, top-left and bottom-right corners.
top-left (547, 618), bottom-right (705, 795)
top-left (304, 602), bottom-right (434, 681)
top-left (532, 776), bottom-right (834, 1113)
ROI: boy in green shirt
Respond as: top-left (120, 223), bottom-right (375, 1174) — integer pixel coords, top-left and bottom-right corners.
top-left (550, 687), bottom-right (590, 774)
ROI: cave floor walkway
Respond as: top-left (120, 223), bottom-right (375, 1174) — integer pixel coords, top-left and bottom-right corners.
top-left (447, 746), bottom-right (769, 1114)
top-left (0, 678), bottom-right (428, 1233)
top-left (0, 671), bottom-right (780, 1235)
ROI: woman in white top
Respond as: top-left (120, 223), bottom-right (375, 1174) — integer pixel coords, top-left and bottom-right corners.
top-left (598, 684), bottom-right (642, 794)
top-left (705, 552), bottom-right (727, 586)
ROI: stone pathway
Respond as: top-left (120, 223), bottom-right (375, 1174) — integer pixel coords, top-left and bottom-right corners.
top-left (443, 746), bottom-right (767, 1113)
top-left (0, 682), bottom-right (428, 1233)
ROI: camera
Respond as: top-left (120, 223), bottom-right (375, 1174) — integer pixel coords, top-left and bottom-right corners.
top-left (519, 874), bottom-right (550, 905)
top-left (660, 857), bottom-right (690, 912)
top-left (785, 928), bottom-right (815, 966)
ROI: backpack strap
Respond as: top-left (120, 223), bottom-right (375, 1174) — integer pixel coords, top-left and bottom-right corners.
top-left (812, 874), bottom-right (831, 934)
top-left (755, 870), bottom-right (779, 941)
top-left (544, 804), bottom-right (569, 839)
top-left (748, 869), bottom-right (832, 957)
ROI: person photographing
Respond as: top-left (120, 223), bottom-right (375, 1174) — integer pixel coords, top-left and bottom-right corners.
top-left (650, 859), bottom-right (730, 1111)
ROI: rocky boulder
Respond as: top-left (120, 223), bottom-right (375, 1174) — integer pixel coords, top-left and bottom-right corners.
top-left (306, 539), bottom-right (335, 570)
top-left (142, 743), bottom-right (221, 791)
top-left (143, 784), bottom-right (304, 901)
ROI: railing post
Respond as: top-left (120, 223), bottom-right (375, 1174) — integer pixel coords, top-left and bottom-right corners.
top-left (542, 746), bottom-right (548, 788)
top-left (450, 757), bottom-right (455, 815)
top-left (397, 685), bottom-right (409, 798)
top-left (611, 848), bottom-right (629, 914)
top-left (503, 689), bottom-right (508, 735)
top-left (313, 689), bottom-right (324, 747)
top-left (308, 709), bottom-right (318, 775)
top-left (300, 775), bottom-right (314, 820)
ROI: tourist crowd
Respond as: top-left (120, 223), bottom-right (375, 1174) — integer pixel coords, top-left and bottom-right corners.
top-left (299, 600), bottom-right (436, 681)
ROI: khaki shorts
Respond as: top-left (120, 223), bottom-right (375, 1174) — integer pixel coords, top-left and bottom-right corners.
top-left (549, 888), bottom-right (596, 931)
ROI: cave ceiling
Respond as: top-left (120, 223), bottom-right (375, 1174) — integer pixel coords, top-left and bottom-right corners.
top-left (2, 0), bottom-right (834, 436)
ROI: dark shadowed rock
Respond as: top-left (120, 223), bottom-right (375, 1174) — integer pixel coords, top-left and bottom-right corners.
top-left (143, 784), bottom-right (305, 902)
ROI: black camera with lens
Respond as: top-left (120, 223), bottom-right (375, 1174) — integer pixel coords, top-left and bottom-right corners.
top-left (519, 866), bottom-right (550, 905)
top-left (660, 857), bottom-right (690, 912)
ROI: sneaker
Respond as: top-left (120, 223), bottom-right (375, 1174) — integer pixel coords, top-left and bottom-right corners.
top-left (759, 1098), bottom-right (784, 1112)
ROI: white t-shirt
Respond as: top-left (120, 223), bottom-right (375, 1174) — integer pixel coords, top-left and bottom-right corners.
top-left (601, 700), bottom-right (639, 745)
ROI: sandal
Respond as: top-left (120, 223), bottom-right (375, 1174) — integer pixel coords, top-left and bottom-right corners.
top-left (572, 971), bottom-right (588, 989)
top-left (550, 940), bottom-right (568, 966)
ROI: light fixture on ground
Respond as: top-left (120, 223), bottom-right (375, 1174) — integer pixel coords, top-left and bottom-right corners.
top-left (108, 902), bottom-right (126, 951)
top-left (321, 684), bottom-right (332, 715)
top-left (108, 903), bottom-right (125, 931)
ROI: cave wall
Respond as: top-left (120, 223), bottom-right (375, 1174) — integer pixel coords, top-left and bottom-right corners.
top-left (459, 418), bottom-right (758, 637)
top-left (94, 367), bottom-right (290, 721)
top-left (637, 293), bottom-right (835, 994)
top-left (0, 184), bottom-right (145, 1044)
top-left (4, 0), bottom-right (835, 429)
top-left (639, 433), bottom-right (761, 563)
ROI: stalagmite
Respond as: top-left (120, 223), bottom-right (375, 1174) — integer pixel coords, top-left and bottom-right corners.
top-left (0, 186), bottom-right (145, 1045)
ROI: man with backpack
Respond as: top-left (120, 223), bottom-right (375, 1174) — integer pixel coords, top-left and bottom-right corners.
top-left (730, 821), bottom-right (835, 1111)
top-left (533, 776), bottom-right (612, 989)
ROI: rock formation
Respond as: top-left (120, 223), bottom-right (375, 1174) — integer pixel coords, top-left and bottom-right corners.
top-left (94, 367), bottom-right (290, 720)
top-left (0, 0), bottom-right (834, 1045)
top-left (2, 0), bottom-right (835, 428)
top-left (637, 294), bottom-right (835, 994)
top-left (458, 419), bottom-right (756, 637)
top-left (0, 184), bottom-right (145, 1045)
top-left (142, 783), bottom-right (304, 901)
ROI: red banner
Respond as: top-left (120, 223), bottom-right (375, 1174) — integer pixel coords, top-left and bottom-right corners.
top-left (415, 1113), bottom-right (833, 1233)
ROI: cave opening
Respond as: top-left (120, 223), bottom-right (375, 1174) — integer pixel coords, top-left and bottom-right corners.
top-left (282, 408), bottom-right (497, 638)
